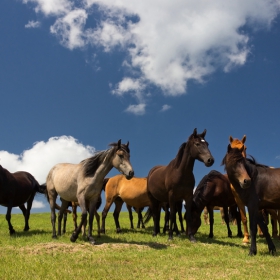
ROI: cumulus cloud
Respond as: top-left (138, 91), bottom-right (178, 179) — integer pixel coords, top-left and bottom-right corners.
top-left (25, 20), bottom-right (40, 28)
top-left (21, 0), bottom-right (280, 110)
top-left (0, 136), bottom-right (95, 184)
top-left (125, 103), bottom-right (146, 115)
top-left (160, 105), bottom-right (171, 112)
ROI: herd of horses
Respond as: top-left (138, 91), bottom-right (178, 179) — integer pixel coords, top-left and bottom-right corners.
top-left (1, 130), bottom-right (280, 256)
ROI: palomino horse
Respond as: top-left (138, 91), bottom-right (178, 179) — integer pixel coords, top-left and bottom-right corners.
top-left (101, 175), bottom-right (149, 233)
top-left (0, 165), bottom-right (46, 235)
top-left (222, 145), bottom-right (277, 255)
top-left (203, 206), bottom-right (225, 225)
top-left (147, 128), bottom-right (214, 242)
top-left (229, 135), bottom-right (250, 243)
top-left (191, 170), bottom-right (242, 238)
top-left (46, 140), bottom-right (134, 245)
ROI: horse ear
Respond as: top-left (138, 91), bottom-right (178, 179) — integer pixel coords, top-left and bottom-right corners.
top-left (229, 136), bottom-right (233, 143)
top-left (126, 141), bottom-right (129, 148)
top-left (193, 128), bottom-right (197, 136)
top-left (227, 144), bottom-right (232, 153)
top-left (201, 129), bottom-right (207, 138)
top-left (240, 145), bottom-right (244, 152)
top-left (117, 139), bottom-right (121, 148)
top-left (242, 135), bottom-right (246, 144)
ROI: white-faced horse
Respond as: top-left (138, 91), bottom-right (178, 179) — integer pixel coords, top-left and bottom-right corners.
top-left (46, 140), bottom-right (134, 245)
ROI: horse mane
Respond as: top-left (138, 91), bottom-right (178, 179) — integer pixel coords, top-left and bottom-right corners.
top-left (172, 142), bottom-right (187, 168)
top-left (221, 147), bottom-right (245, 170)
top-left (81, 142), bottom-right (130, 177)
top-left (193, 170), bottom-right (224, 201)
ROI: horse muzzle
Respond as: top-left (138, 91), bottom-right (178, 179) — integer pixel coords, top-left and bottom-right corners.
top-left (204, 157), bottom-right (215, 167)
top-left (125, 170), bottom-right (134, 180)
top-left (239, 178), bottom-right (251, 189)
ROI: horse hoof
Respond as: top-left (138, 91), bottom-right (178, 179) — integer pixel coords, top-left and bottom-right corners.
top-left (24, 227), bottom-right (30, 232)
top-left (88, 237), bottom-right (96, 245)
top-left (10, 230), bottom-right (16, 235)
top-left (52, 235), bottom-right (57, 239)
top-left (70, 235), bottom-right (77, 243)
top-left (189, 235), bottom-right (197, 243)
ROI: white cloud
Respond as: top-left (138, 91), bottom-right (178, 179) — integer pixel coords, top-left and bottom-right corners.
top-left (22, 0), bottom-right (280, 107)
top-left (160, 104), bottom-right (171, 112)
top-left (125, 103), bottom-right (146, 115)
top-left (0, 136), bottom-right (95, 184)
top-left (25, 20), bottom-right (41, 28)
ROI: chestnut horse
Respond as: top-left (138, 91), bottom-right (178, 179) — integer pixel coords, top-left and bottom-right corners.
top-left (147, 128), bottom-right (214, 242)
top-left (191, 170), bottom-right (242, 238)
top-left (229, 135), bottom-right (250, 243)
top-left (0, 165), bottom-right (46, 235)
top-left (101, 175), bottom-right (149, 233)
top-left (230, 135), bottom-right (280, 242)
top-left (46, 140), bottom-right (134, 245)
top-left (222, 145), bottom-right (277, 255)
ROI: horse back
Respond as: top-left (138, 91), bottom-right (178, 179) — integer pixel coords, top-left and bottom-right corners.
top-left (46, 163), bottom-right (81, 202)
top-left (0, 170), bottom-right (37, 207)
top-left (256, 167), bottom-right (280, 208)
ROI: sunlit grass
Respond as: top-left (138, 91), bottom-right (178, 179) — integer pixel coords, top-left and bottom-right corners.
top-left (0, 211), bottom-right (280, 279)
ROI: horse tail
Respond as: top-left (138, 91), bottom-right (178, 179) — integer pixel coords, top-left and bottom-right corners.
top-left (102, 177), bottom-right (110, 191)
top-left (143, 207), bottom-right (153, 225)
top-left (37, 182), bottom-right (47, 194)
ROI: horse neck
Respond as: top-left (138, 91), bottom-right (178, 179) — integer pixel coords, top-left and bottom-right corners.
top-left (175, 142), bottom-right (195, 175)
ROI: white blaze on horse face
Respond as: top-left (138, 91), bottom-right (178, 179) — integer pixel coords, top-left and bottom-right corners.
top-left (201, 139), bottom-right (205, 142)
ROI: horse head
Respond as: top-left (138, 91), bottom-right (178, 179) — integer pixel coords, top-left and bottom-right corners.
top-left (229, 135), bottom-right (247, 158)
top-left (222, 145), bottom-right (251, 189)
top-left (189, 128), bottom-right (214, 167)
top-left (111, 139), bottom-right (134, 180)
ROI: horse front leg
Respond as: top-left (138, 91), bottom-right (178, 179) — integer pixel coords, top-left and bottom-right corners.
top-left (127, 205), bottom-right (134, 229)
top-left (184, 196), bottom-right (196, 243)
top-left (208, 206), bottom-right (214, 238)
top-left (94, 209), bottom-right (101, 237)
top-left (70, 196), bottom-right (87, 243)
top-left (87, 198), bottom-right (99, 245)
top-left (6, 205), bottom-right (15, 235)
top-left (248, 205), bottom-right (258, 256)
top-left (257, 211), bottom-right (276, 255)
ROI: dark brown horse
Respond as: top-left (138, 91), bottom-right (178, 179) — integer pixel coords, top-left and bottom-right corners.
top-left (222, 145), bottom-right (277, 255)
top-left (0, 165), bottom-right (46, 235)
top-left (147, 128), bottom-right (214, 242)
top-left (191, 170), bottom-right (242, 238)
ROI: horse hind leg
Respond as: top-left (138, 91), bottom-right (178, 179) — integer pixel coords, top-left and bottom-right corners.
top-left (223, 206), bottom-right (232, 238)
top-left (113, 199), bottom-right (124, 233)
top-left (23, 193), bottom-right (36, 232)
top-left (19, 204), bottom-right (28, 231)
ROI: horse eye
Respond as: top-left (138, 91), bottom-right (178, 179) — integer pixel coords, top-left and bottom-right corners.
top-left (119, 154), bottom-right (124, 159)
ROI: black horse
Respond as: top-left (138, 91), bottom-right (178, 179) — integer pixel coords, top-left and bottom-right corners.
top-left (222, 145), bottom-right (277, 255)
top-left (191, 170), bottom-right (242, 239)
top-left (0, 165), bottom-right (45, 235)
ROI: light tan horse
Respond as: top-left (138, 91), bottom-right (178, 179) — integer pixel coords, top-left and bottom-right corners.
top-left (101, 175), bottom-right (149, 233)
top-left (46, 140), bottom-right (134, 245)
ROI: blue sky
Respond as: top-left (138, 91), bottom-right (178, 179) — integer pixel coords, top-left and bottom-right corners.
top-left (0, 0), bottom-right (280, 214)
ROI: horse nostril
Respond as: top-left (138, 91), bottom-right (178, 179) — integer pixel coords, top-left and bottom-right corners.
top-left (244, 179), bottom-right (250, 185)
top-left (208, 158), bottom-right (214, 164)
top-left (129, 170), bottom-right (134, 177)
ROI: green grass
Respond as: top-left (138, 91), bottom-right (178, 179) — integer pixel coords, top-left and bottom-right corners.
top-left (0, 212), bottom-right (280, 280)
